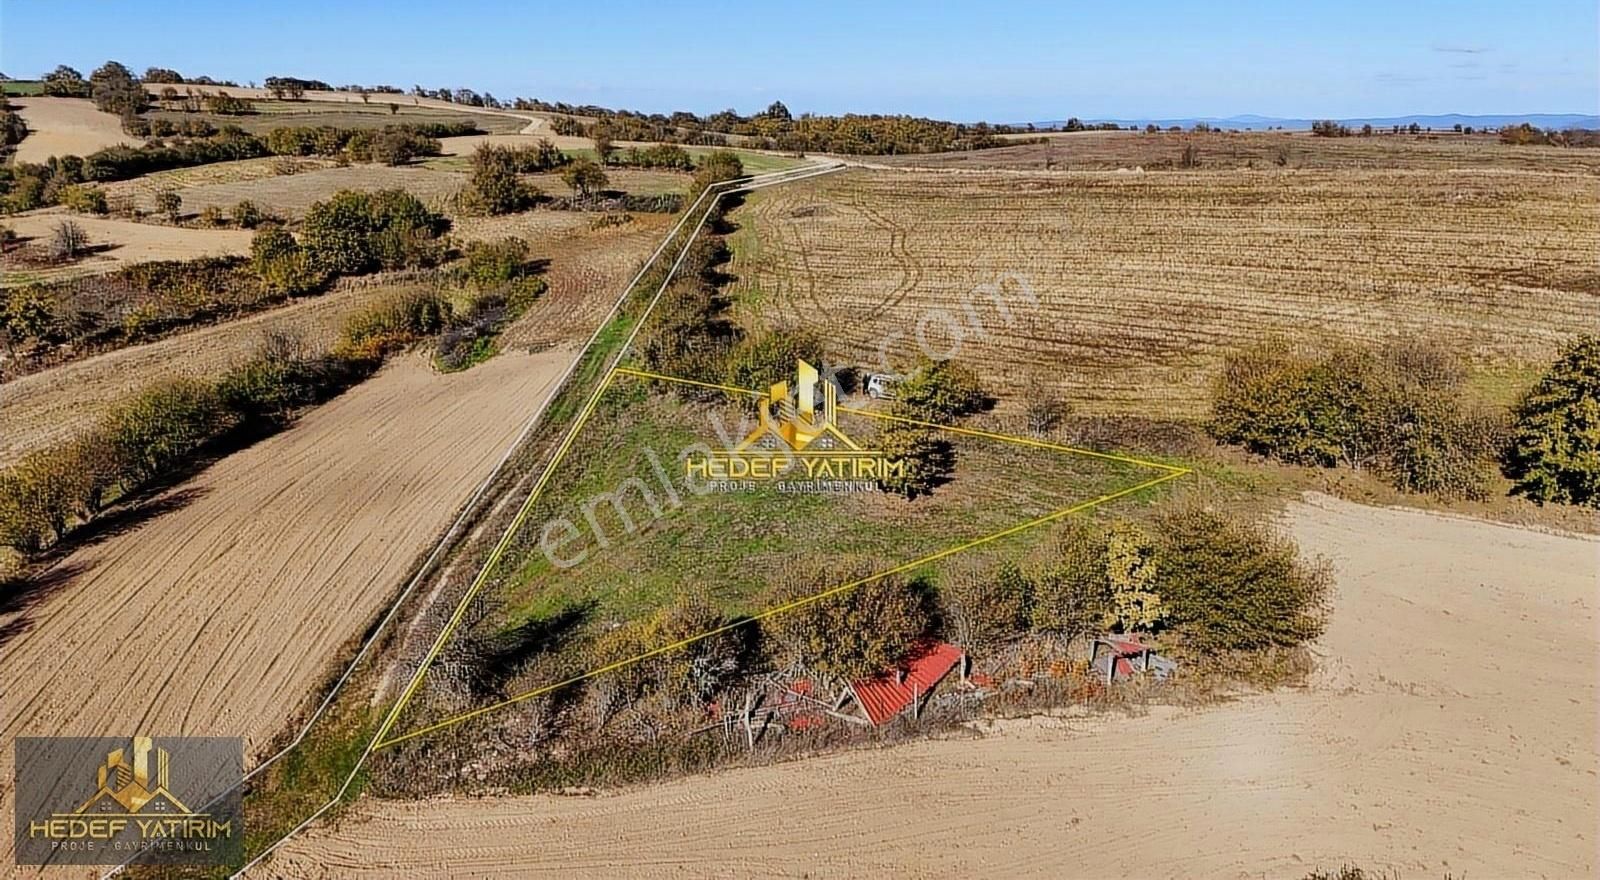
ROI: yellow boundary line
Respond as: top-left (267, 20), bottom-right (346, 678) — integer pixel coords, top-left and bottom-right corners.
top-left (368, 367), bottom-right (623, 747)
top-left (372, 366), bottom-right (1189, 750)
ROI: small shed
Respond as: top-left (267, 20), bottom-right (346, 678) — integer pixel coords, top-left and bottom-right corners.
top-left (835, 642), bottom-right (967, 726)
top-left (1089, 635), bottom-right (1177, 684)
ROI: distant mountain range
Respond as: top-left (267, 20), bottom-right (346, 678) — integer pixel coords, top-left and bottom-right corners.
top-left (1024, 113), bottom-right (1600, 131)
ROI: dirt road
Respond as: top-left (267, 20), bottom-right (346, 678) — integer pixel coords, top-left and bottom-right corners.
top-left (0, 346), bottom-right (577, 869)
top-left (262, 494), bottom-right (1598, 879)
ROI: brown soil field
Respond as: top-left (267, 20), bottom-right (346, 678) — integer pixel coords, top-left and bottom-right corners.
top-left (0, 211), bottom-right (667, 464)
top-left (0, 210), bottom-right (254, 283)
top-left (104, 164), bottom-right (468, 220)
top-left (97, 155), bottom-right (336, 211)
top-left (259, 493), bottom-right (1599, 879)
top-left (8, 97), bottom-right (138, 164)
top-left (446, 210), bottom-right (593, 245)
top-left (0, 345), bottom-right (580, 871)
top-left (883, 129), bottom-right (1600, 174)
top-left (501, 215), bottom-right (674, 347)
top-left (523, 168), bottom-right (689, 196)
top-left (730, 167), bottom-right (1600, 417)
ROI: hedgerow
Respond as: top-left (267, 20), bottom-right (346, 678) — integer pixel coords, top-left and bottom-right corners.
top-left (1210, 339), bottom-right (1503, 499)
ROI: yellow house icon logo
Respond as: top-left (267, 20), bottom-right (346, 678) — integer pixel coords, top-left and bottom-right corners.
top-left (76, 736), bottom-right (190, 814)
top-left (687, 359), bottom-right (902, 483)
top-left (736, 359), bottom-right (861, 453)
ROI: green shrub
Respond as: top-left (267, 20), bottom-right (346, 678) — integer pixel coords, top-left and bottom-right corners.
top-left (460, 237), bottom-right (532, 288)
top-left (301, 189), bottom-right (446, 276)
top-left (301, 190), bottom-right (376, 275)
top-left (3, 285), bottom-right (57, 342)
top-left (1211, 342), bottom-right (1348, 466)
top-left (1503, 335), bottom-right (1600, 507)
top-left (81, 129), bottom-right (268, 182)
top-left (943, 563), bottom-right (1032, 649)
top-left (62, 431), bottom-right (125, 519)
top-left (466, 144), bottom-right (535, 215)
top-left (1151, 504), bottom-right (1329, 654)
top-left (619, 143), bottom-right (693, 170)
top-left (723, 328), bottom-right (825, 392)
top-left (0, 469), bottom-right (54, 553)
top-left (0, 446), bottom-right (90, 551)
top-left (1029, 522), bottom-right (1110, 641)
top-left (589, 592), bottom-right (748, 712)
top-left (154, 189), bottom-right (182, 221)
top-left (230, 200), bottom-right (264, 229)
top-left (896, 359), bottom-right (988, 421)
top-left (874, 410), bottom-right (955, 499)
top-left (60, 184), bottom-right (108, 214)
top-left (560, 159), bottom-right (609, 197)
top-left (636, 266), bottom-right (736, 390)
top-left (1211, 340), bottom-right (1495, 497)
top-left (336, 289), bottom-right (451, 361)
top-left (103, 379), bottom-right (233, 485)
top-left (1103, 521), bottom-right (1165, 632)
top-left (689, 150), bottom-right (744, 198)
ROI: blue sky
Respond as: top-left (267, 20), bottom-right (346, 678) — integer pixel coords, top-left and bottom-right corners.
top-left (1, 0), bottom-right (1594, 121)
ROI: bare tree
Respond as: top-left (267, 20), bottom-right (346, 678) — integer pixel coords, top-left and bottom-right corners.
top-left (48, 220), bottom-right (89, 260)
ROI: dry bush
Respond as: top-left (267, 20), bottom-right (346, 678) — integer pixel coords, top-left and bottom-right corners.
top-left (761, 568), bottom-right (935, 682)
top-left (47, 219), bottom-right (89, 260)
top-left (1211, 339), bottom-right (1500, 498)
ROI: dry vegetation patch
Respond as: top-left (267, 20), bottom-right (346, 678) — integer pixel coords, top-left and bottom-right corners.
top-left (0, 210), bottom-right (253, 283)
top-left (0, 277), bottom-right (421, 464)
top-left (98, 155), bottom-right (335, 210)
top-left (144, 102), bottom-right (526, 135)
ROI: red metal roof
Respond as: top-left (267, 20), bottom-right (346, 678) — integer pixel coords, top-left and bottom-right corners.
top-left (1105, 636), bottom-right (1148, 657)
top-left (849, 642), bottom-right (964, 726)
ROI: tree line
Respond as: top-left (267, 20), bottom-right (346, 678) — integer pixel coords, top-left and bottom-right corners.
top-left (0, 120), bottom-right (478, 214)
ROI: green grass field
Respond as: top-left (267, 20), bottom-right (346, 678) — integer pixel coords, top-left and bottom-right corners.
top-left (1, 80), bottom-right (43, 96)
top-left (382, 361), bottom-right (1185, 740)
top-left (483, 375), bottom-right (1175, 632)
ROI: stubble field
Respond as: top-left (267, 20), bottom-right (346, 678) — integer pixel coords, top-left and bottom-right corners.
top-left (730, 165), bottom-right (1599, 417)
top-left (892, 128), bottom-right (1600, 174)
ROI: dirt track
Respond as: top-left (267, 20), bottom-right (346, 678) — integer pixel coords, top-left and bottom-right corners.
top-left (262, 494), bottom-right (1597, 879)
top-left (0, 346), bottom-right (578, 869)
